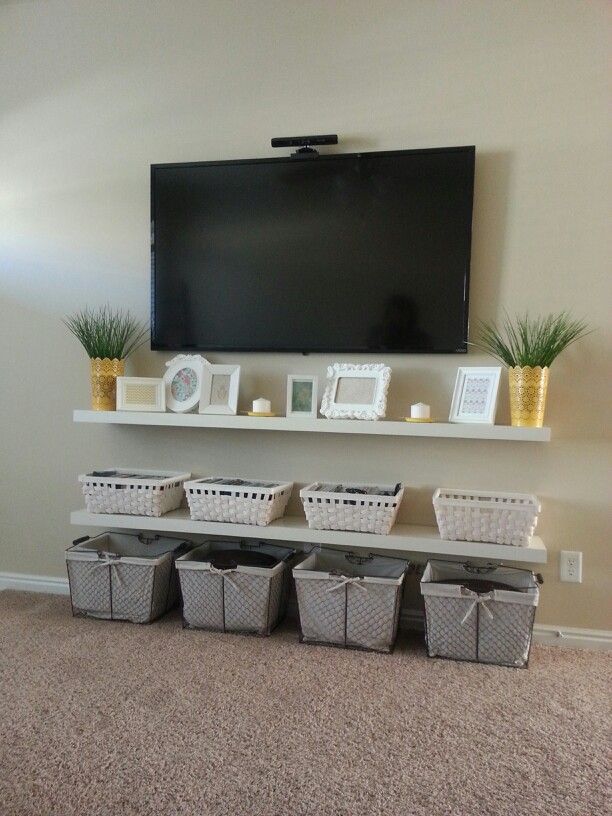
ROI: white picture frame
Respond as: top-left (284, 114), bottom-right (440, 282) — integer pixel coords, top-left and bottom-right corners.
top-left (116, 377), bottom-right (165, 412)
top-left (199, 364), bottom-right (240, 415)
top-left (163, 354), bottom-right (207, 413)
top-left (449, 366), bottom-right (502, 424)
top-left (320, 363), bottom-right (391, 420)
top-left (286, 375), bottom-right (318, 418)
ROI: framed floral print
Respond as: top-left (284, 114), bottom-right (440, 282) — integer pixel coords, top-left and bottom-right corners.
top-left (163, 355), bottom-right (207, 413)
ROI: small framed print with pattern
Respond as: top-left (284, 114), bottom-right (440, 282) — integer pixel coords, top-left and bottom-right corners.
top-left (116, 377), bottom-right (165, 412)
top-left (449, 367), bottom-right (502, 424)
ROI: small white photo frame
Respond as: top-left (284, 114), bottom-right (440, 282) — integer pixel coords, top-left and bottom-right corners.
top-left (320, 363), bottom-right (391, 420)
top-left (199, 365), bottom-right (240, 415)
top-left (286, 375), bottom-right (318, 418)
top-left (116, 377), bottom-right (165, 412)
top-left (449, 366), bottom-right (502, 424)
top-left (164, 355), bottom-right (207, 413)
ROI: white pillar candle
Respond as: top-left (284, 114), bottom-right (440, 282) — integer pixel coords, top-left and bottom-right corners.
top-left (253, 397), bottom-right (271, 413)
top-left (411, 402), bottom-right (431, 419)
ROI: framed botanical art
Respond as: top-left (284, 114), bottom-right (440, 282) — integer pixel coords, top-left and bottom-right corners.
top-left (449, 366), bottom-right (502, 424)
top-left (286, 375), bottom-right (318, 418)
top-left (116, 377), bottom-right (165, 412)
top-left (163, 355), bottom-right (207, 413)
top-left (199, 364), bottom-right (240, 415)
top-left (320, 363), bottom-right (391, 420)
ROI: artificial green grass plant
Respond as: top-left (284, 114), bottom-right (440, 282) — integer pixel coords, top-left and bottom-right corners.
top-left (64, 306), bottom-right (148, 360)
top-left (474, 312), bottom-right (590, 368)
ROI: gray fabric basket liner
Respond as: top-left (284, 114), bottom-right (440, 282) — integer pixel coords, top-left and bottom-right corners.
top-left (66, 532), bottom-right (189, 624)
top-left (293, 550), bottom-right (407, 652)
top-left (176, 540), bottom-right (295, 635)
top-left (421, 560), bottom-right (539, 667)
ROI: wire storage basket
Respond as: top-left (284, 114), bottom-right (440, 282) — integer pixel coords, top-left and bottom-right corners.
top-left (421, 560), bottom-right (541, 668)
top-left (79, 469), bottom-right (191, 517)
top-left (66, 532), bottom-right (192, 623)
top-left (433, 488), bottom-right (541, 547)
top-left (176, 539), bottom-right (297, 635)
top-left (300, 482), bottom-right (404, 535)
top-left (184, 477), bottom-right (293, 526)
top-left (293, 548), bottom-right (408, 653)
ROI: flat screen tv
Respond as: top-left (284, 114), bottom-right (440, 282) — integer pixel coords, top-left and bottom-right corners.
top-left (151, 146), bottom-right (474, 353)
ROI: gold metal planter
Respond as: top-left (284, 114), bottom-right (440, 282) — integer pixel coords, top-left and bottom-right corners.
top-left (90, 358), bottom-right (125, 411)
top-left (509, 366), bottom-right (549, 427)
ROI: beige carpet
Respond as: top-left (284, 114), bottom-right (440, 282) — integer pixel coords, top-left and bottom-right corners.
top-left (0, 591), bottom-right (609, 816)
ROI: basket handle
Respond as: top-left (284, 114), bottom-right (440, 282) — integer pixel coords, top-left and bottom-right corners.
top-left (138, 533), bottom-right (160, 546)
top-left (72, 536), bottom-right (90, 546)
top-left (239, 539), bottom-right (264, 551)
top-left (344, 551), bottom-right (409, 568)
top-left (345, 552), bottom-right (374, 565)
top-left (464, 562), bottom-right (498, 574)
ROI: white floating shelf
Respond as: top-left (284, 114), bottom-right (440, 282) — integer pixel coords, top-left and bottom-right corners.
top-left (73, 410), bottom-right (551, 442)
top-left (70, 509), bottom-right (547, 564)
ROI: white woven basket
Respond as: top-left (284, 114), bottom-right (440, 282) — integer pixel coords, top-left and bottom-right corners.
top-left (184, 477), bottom-right (293, 526)
top-left (300, 482), bottom-right (404, 535)
top-left (79, 469), bottom-right (190, 517)
top-left (433, 488), bottom-right (541, 547)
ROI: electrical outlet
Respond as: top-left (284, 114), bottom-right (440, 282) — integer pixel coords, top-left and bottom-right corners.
top-left (560, 550), bottom-right (582, 583)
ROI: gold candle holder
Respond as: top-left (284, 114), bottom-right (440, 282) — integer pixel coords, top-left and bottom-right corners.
top-left (509, 366), bottom-right (549, 428)
top-left (90, 357), bottom-right (125, 411)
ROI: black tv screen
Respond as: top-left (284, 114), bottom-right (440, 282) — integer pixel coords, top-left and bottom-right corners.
top-left (151, 146), bottom-right (474, 352)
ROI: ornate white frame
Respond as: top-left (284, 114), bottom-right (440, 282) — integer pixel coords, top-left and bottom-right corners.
top-left (286, 375), bottom-right (318, 418)
top-left (163, 354), bottom-right (208, 413)
top-left (449, 366), bottom-right (502, 424)
top-left (320, 363), bottom-right (391, 420)
top-left (116, 377), bottom-right (165, 412)
top-left (199, 364), bottom-right (240, 415)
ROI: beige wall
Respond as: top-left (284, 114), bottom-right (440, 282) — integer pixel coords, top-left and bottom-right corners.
top-left (1, 0), bottom-right (610, 629)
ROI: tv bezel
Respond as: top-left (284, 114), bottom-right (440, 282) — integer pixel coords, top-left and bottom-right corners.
top-left (150, 145), bottom-right (474, 353)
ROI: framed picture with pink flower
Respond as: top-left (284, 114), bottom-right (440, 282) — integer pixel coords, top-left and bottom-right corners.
top-left (163, 355), bottom-right (208, 413)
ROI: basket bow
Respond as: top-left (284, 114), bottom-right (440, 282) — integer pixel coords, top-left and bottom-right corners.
top-left (93, 554), bottom-right (125, 586)
top-left (206, 564), bottom-right (240, 588)
top-left (326, 576), bottom-right (368, 593)
top-left (460, 590), bottom-right (495, 625)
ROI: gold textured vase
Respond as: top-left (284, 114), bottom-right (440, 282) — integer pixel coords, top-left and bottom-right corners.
top-left (90, 358), bottom-right (125, 411)
top-left (509, 366), bottom-right (549, 427)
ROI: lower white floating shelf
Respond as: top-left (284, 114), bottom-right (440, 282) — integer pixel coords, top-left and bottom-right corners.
top-left (70, 509), bottom-right (547, 564)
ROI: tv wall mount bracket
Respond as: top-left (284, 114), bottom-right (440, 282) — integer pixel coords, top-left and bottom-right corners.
top-left (271, 134), bottom-right (338, 158)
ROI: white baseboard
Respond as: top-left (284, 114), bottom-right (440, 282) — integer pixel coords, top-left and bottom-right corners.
top-left (1, 572), bottom-right (610, 651)
top-left (0, 571), bottom-right (69, 596)
top-left (530, 623), bottom-right (612, 651)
